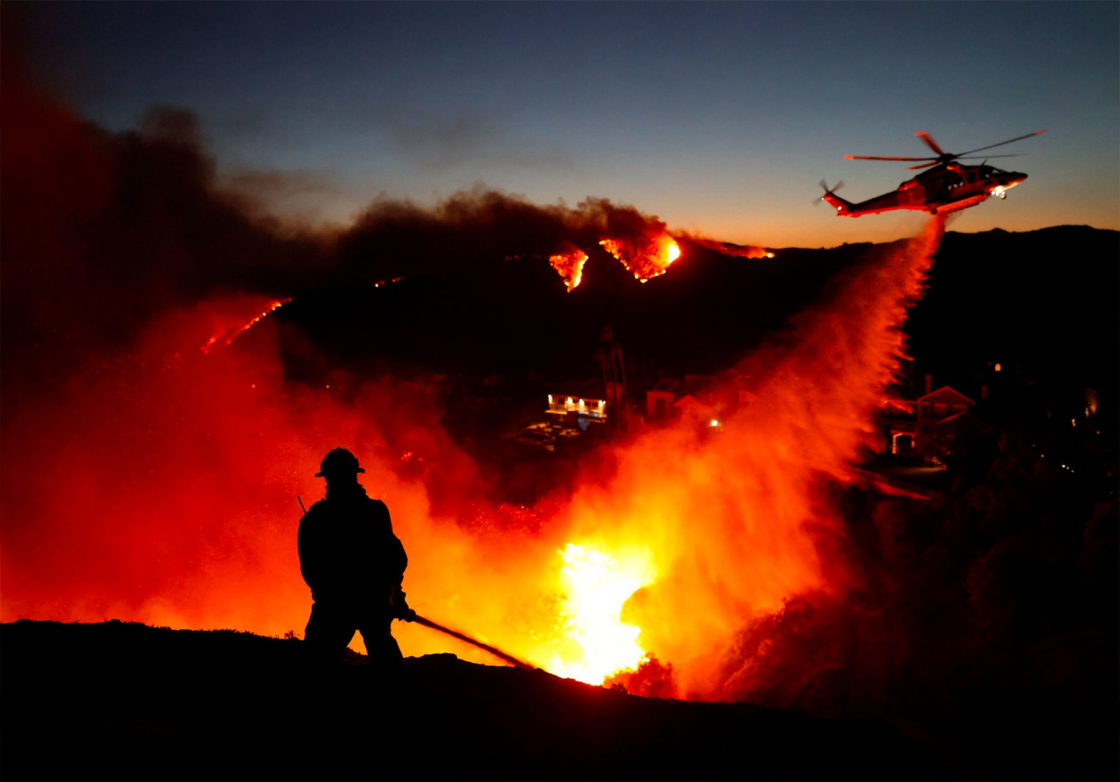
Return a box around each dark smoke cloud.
[0,59,327,394]
[220,167,348,227]
[2,29,678,381]
[335,187,673,284]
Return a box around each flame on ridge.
[600,234,681,283]
[549,246,589,292]
[201,298,291,354]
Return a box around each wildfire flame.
[600,234,680,283]
[545,543,656,684]
[548,246,589,292]
[201,298,290,354]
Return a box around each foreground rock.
[1,620,942,780]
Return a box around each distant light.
[994,363,1002,373]
[709,419,720,428]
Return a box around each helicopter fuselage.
[825,163,1028,217]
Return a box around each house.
[882,385,975,458]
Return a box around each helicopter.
[819,129,1044,217]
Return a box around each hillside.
[281,226,1118,388]
[1,620,944,781]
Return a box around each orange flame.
[545,542,656,683]
[201,298,291,354]
[548,246,589,292]
[600,234,680,282]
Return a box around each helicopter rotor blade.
[845,155,936,162]
[907,161,942,170]
[955,154,1023,160]
[915,131,946,157]
[956,129,1045,157]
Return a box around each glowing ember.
[548,246,589,292]
[546,542,656,684]
[201,298,290,354]
[600,234,680,282]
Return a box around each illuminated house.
[882,385,975,457]
[546,394,608,423]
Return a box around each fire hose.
[407,613,534,671]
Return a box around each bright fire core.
[546,543,656,684]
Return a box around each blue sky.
[23,1,1119,247]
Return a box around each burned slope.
[0,620,943,781]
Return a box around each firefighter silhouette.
[298,448,413,664]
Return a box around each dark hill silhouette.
[279,227,1116,388]
[1,620,945,781]
[907,225,1118,396]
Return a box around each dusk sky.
[20,1,1119,248]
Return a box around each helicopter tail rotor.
[816,180,852,214]
[814,179,844,206]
